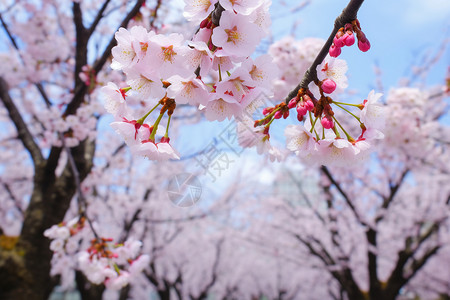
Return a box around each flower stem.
[332,115,354,141]
[332,101,361,108]
[334,103,362,123]
[149,112,165,141]
[218,63,222,82]
[164,114,172,138]
[137,102,161,124]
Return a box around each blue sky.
[271,0,449,95]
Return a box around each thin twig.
[284,0,365,103]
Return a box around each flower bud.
[321,116,334,129]
[304,99,315,111]
[322,79,337,94]
[296,103,307,117]
[274,111,283,119]
[333,36,344,48]
[343,32,355,46]
[200,19,209,28]
[329,44,341,58]
[263,107,273,115]
[358,39,371,52]
[288,97,298,109]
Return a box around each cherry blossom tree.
[0,0,449,300]
[249,84,450,299]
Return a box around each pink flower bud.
[304,99,315,111]
[322,79,337,94]
[296,104,307,117]
[343,32,355,46]
[333,36,344,48]
[358,39,371,52]
[274,111,283,119]
[288,97,298,109]
[297,114,304,122]
[329,44,341,58]
[262,107,273,115]
[283,110,290,119]
[200,19,208,28]
[321,116,334,129]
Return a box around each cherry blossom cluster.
[284,88,385,167]
[382,87,445,162]
[329,19,370,57]
[44,217,150,290]
[37,102,100,148]
[250,24,385,167]
[103,0,274,160]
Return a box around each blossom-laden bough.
[103,0,385,167]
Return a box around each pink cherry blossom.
[101,82,129,119]
[203,97,243,121]
[183,0,218,22]
[211,11,260,57]
[166,74,210,106]
[130,140,180,161]
[219,0,261,15]
[360,90,385,130]
[317,58,348,90]
[285,124,317,157]
[185,41,214,78]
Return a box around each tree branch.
[87,0,112,37]
[64,0,145,117]
[0,77,44,165]
[284,0,365,103]
[321,166,367,227]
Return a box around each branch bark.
[284,0,365,103]
[0,77,44,166]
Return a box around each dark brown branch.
[385,222,442,297]
[191,239,224,300]
[321,166,367,227]
[284,0,365,103]
[405,245,440,282]
[59,133,99,239]
[150,0,163,30]
[87,0,112,37]
[0,77,44,165]
[376,169,409,223]
[294,234,365,300]
[366,228,382,299]
[73,2,88,90]
[64,0,145,117]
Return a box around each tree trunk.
[0,140,95,300]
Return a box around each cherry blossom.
[211,10,261,57]
[166,74,210,106]
[360,90,385,129]
[317,58,349,91]
[183,0,219,22]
